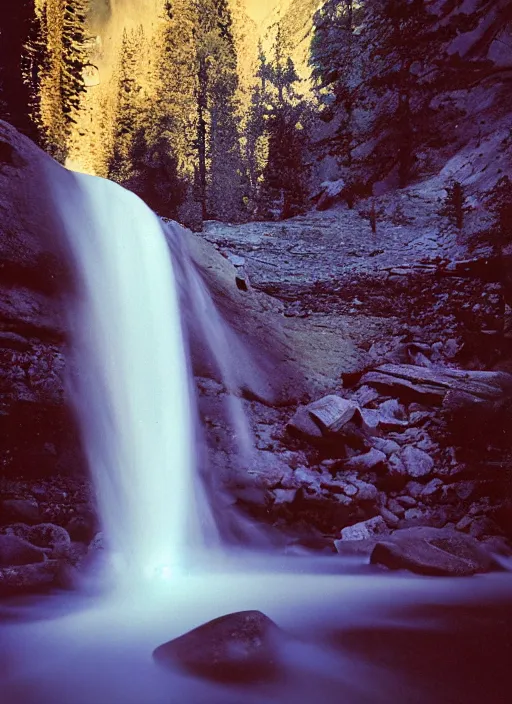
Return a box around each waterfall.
[59,173,203,584]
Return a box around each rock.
[421,478,443,498]
[338,516,389,542]
[65,513,97,543]
[315,178,345,210]
[405,481,423,499]
[360,364,511,404]
[88,532,105,553]
[350,479,379,501]
[466,516,502,540]
[27,523,71,558]
[387,453,408,483]
[396,495,417,508]
[0,534,46,566]
[380,507,400,528]
[371,437,401,456]
[0,499,40,525]
[286,406,323,441]
[350,385,380,407]
[153,610,281,682]
[224,252,246,268]
[344,448,386,472]
[0,560,61,595]
[370,527,500,577]
[272,489,297,505]
[307,395,358,434]
[387,498,405,517]
[401,446,434,478]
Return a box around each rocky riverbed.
[1,120,512,594]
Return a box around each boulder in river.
[153,610,282,683]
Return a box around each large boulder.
[370,527,502,576]
[153,610,282,683]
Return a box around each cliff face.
[0,121,83,478]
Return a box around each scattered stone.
[153,610,281,683]
[380,507,400,528]
[350,385,380,408]
[387,499,405,517]
[351,479,379,501]
[338,516,389,542]
[344,448,386,472]
[0,534,45,567]
[421,478,443,498]
[396,495,417,508]
[286,406,323,441]
[401,446,434,478]
[0,499,40,525]
[370,527,500,576]
[307,395,358,433]
[405,481,424,499]
[371,437,401,456]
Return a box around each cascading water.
[2,167,512,704]
[59,173,203,583]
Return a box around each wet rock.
[0,499,40,524]
[370,527,500,576]
[337,516,389,542]
[401,446,434,478]
[26,523,71,558]
[65,513,97,543]
[0,560,60,595]
[153,610,281,683]
[0,534,45,566]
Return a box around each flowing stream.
[1,173,511,703]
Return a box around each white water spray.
[61,174,197,583]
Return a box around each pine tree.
[33,0,88,162]
[440,181,468,231]
[257,24,311,219]
[108,27,146,184]
[0,1,41,139]
[194,0,246,222]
